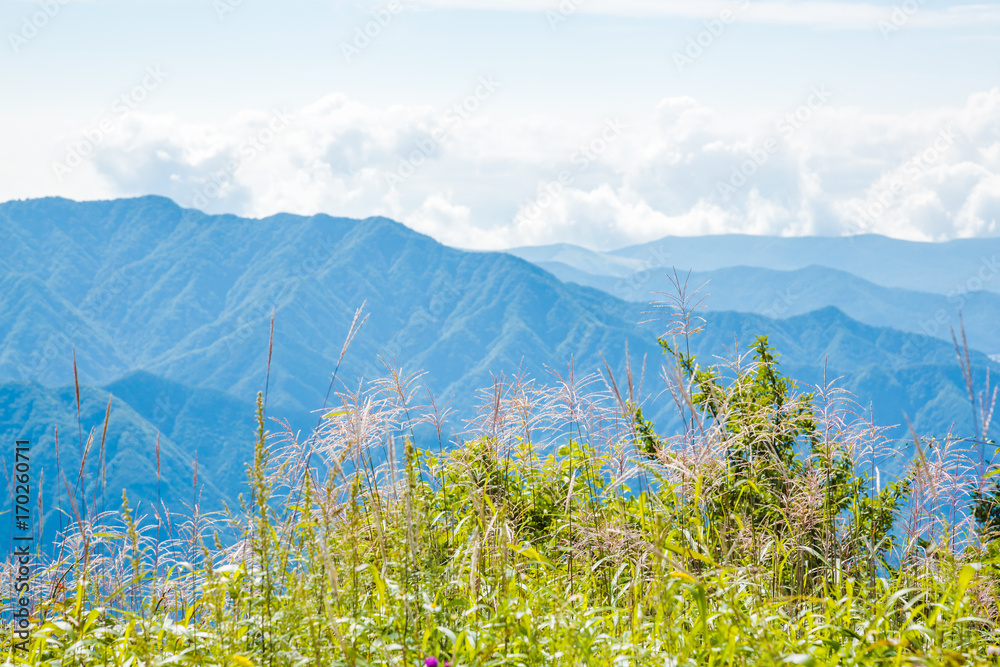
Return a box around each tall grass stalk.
[4,303,1000,666]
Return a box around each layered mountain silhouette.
[521,261,1000,356]
[508,235,1000,296]
[1,196,996,548]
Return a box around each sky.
[1,0,999,250]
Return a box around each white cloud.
[46,86,1000,250]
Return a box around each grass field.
[4,294,1000,666]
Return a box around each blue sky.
[2,0,999,249]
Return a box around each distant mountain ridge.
[528,261,1000,356]
[1,196,996,546]
[508,234,1000,297]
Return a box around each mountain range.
[1,196,995,548]
[508,235,1000,296]
[508,239,1000,358]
